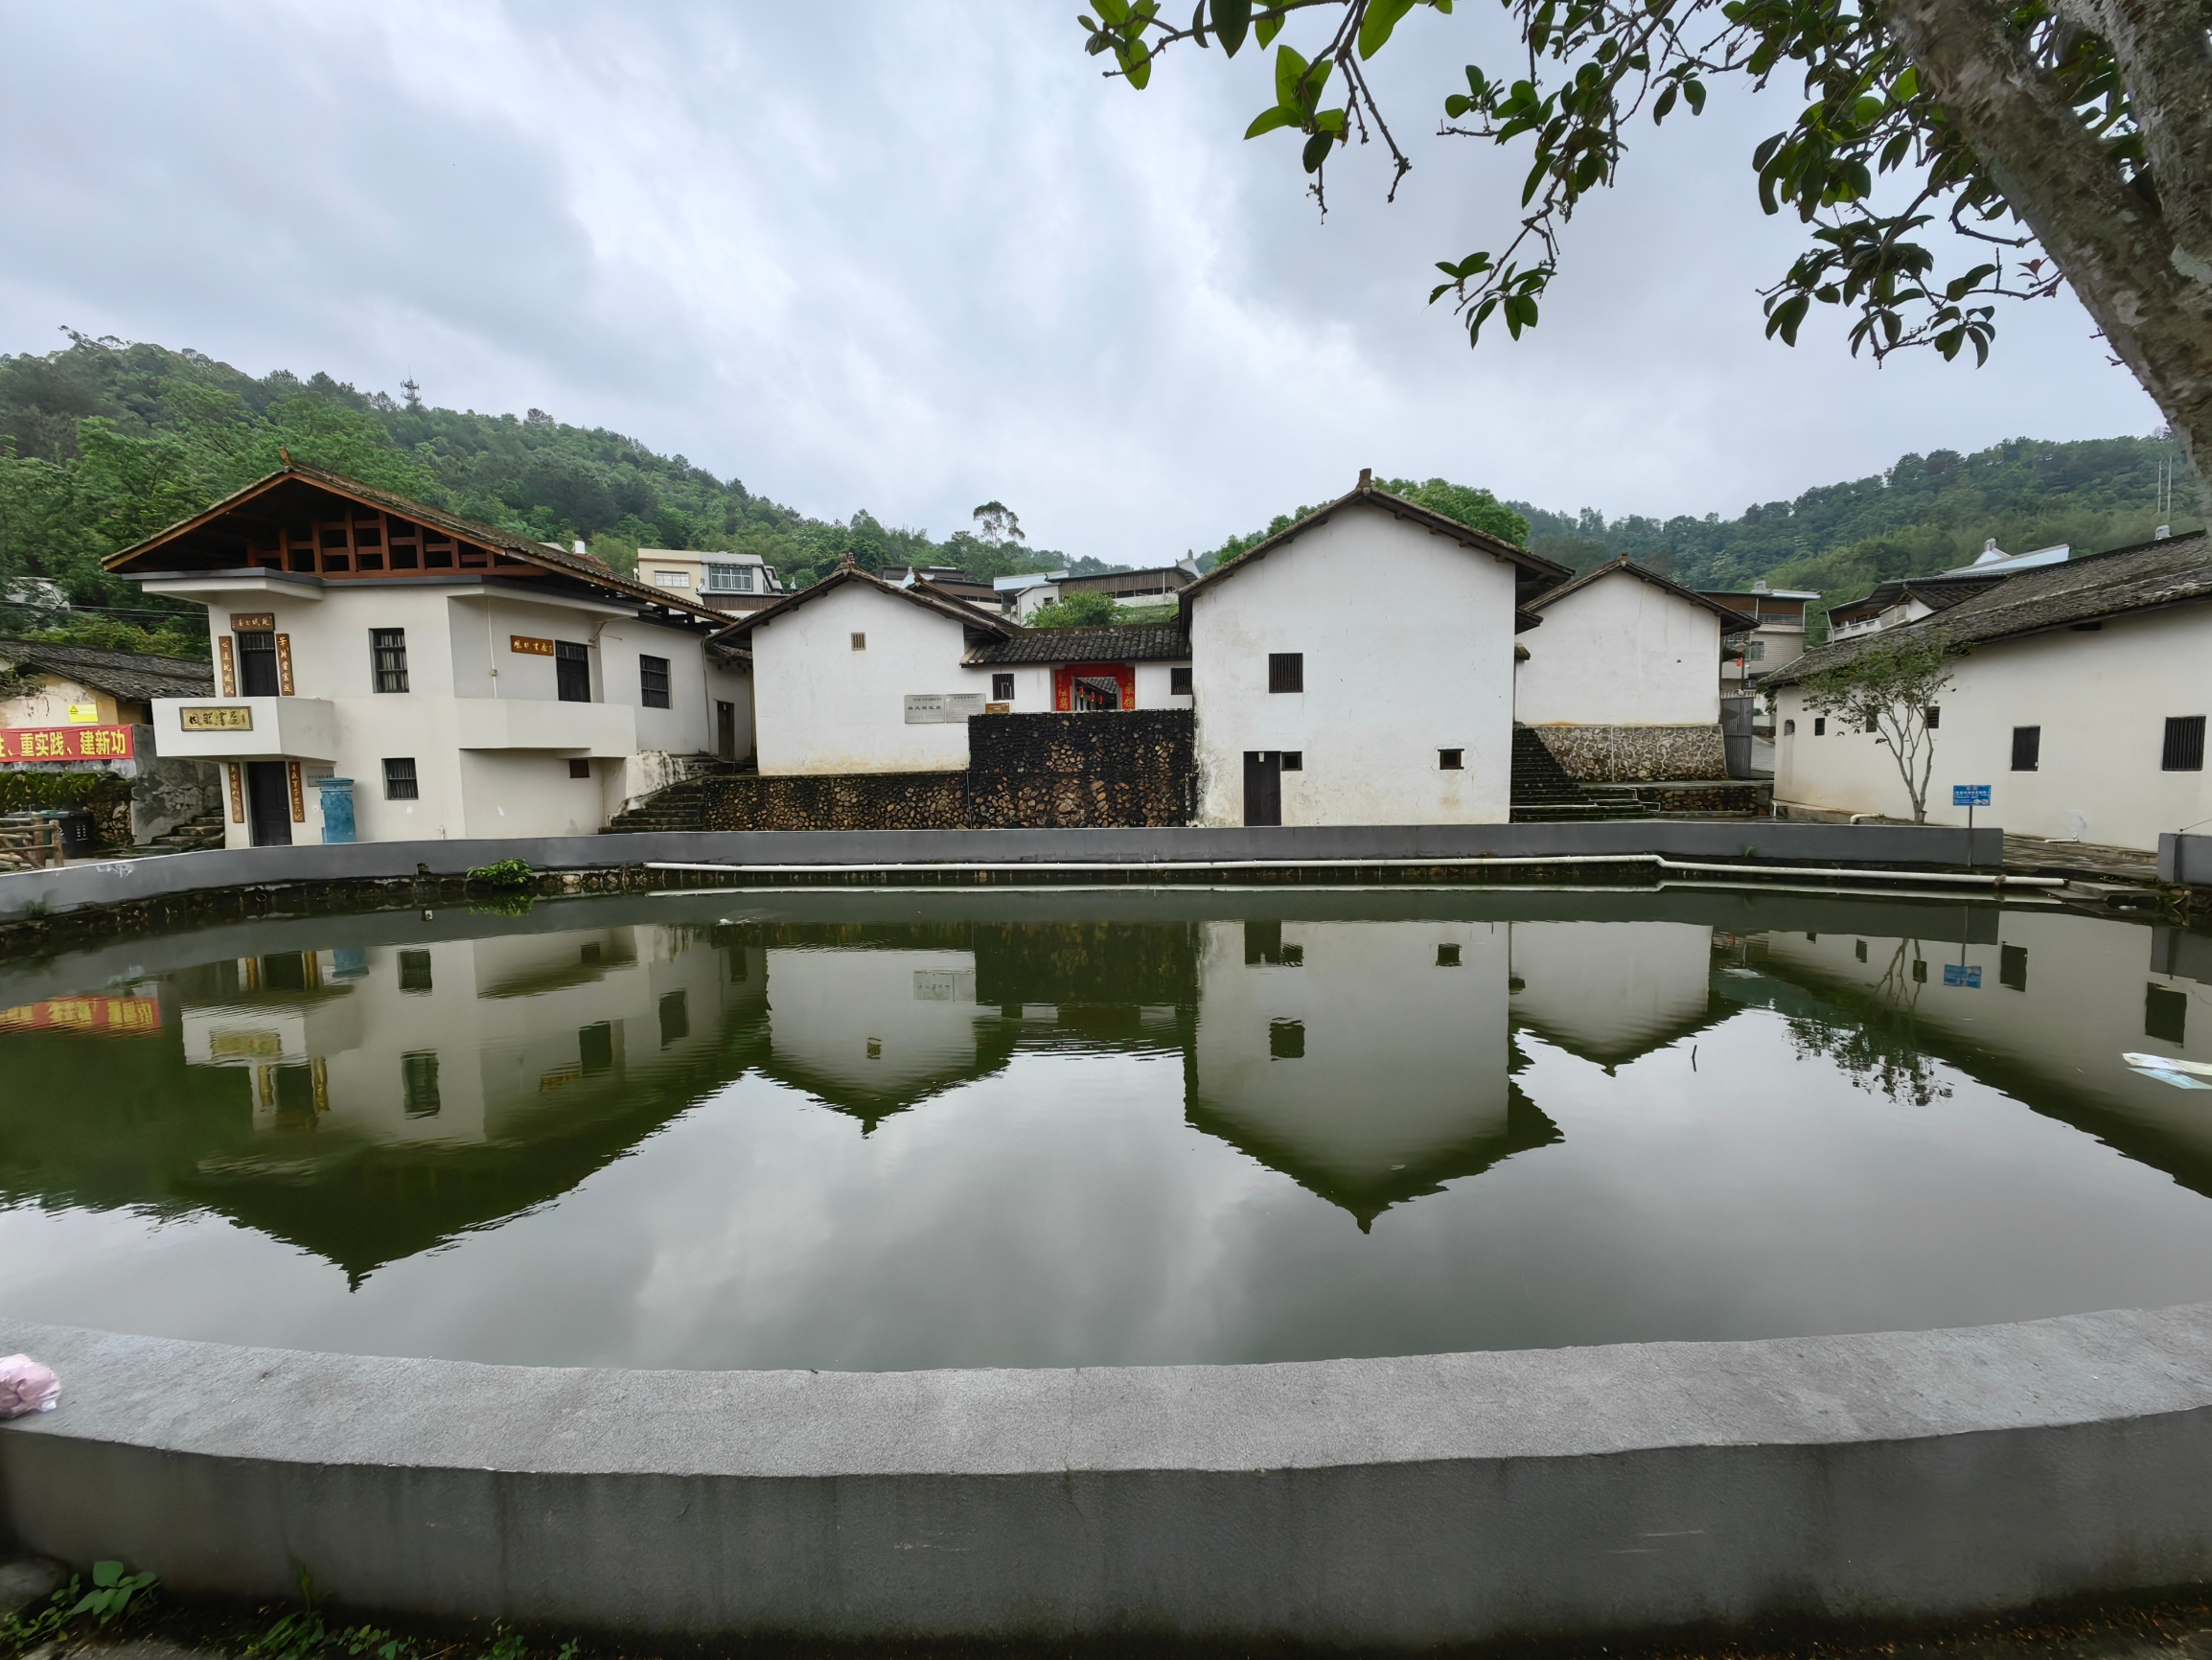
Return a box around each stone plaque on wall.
[904,693,986,724]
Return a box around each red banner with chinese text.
[0,996,162,1034]
[0,726,135,762]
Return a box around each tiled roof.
[964,624,1191,664]
[1765,530,2212,687]
[0,637,214,703]
[1531,557,1759,632]
[1825,573,2005,621]
[710,566,1013,646]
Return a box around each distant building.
[995,560,1199,622]
[1767,530,2212,849]
[962,624,1191,713]
[882,565,1002,610]
[1515,559,1756,781]
[1691,579,1820,684]
[634,547,787,615]
[102,464,749,846]
[1825,542,2067,643]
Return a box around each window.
[371,628,408,693]
[1913,958,1927,983]
[639,654,672,709]
[1269,1019,1305,1060]
[1243,921,1302,966]
[237,631,280,697]
[1281,751,1302,771]
[2148,983,2188,1044]
[658,989,689,1047]
[1926,706,1940,729]
[1436,943,1461,968]
[1784,719,1795,735]
[556,640,590,703]
[992,673,1015,702]
[2012,726,2041,772]
[2163,715,2206,772]
[579,1022,614,1074]
[851,633,866,651]
[1743,639,1766,661]
[652,568,691,588]
[568,758,591,779]
[398,950,432,994]
[1813,717,1827,736]
[1170,666,1192,697]
[1855,939,1868,962]
[705,564,754,592]
[1439,749,1463,770]
[401,1052,441,1118]
[1267,652,1303,693]
[382,757,419,800]
[2000,944,2028,992]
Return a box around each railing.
[0,816,64,869]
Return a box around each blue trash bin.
[317,776,357,844]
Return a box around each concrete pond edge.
[5,1303,2212,1647]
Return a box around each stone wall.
[691,711,1195,832]
[1532,723,1727,783]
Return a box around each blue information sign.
[1944,963,1982,988]
[1953,784,1992,806]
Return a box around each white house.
[1767,530,2212,850]
[1514,558,1755,780]
[634,548,787,617]
[104,462,750,846]
[1180,473,1569,826]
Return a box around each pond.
[4,887,2212,1372]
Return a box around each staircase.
[603,760,746,834]
[145,812,227,854]
[1510,726,1646,822]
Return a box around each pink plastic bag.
[0,1355,58,1418]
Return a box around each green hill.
[0,333,2199,656]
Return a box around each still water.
[5,888,2212,1371]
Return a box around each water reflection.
[5,889,2212,1366]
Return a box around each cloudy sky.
[0,2,2165,563]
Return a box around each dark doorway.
[245,761,292,846]
[236,632,281,697]
[1243,750,1282,826]
[716,700,737,761]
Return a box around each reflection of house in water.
[173,924,763,1278]
[1508,920,1721,1069]
[1753,910,2212,1194]
[1188,918,1558,1229]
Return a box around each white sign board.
[904,693,986,725]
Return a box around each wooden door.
[1243,750,1281,826]
[716,701,737,761]
[245,762,293,846]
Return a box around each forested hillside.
[0,333,2198,657]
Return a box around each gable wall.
[1517,573,1722,727]
[749,585,976,775]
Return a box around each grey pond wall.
[8,1303,2212,1646]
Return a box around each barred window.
[382,757,419,800]
[705,564,754,592]
[371,628,408,693]
[992,673,1015,701]
[1170,666,1192,696]
[556,640,590,703]
[1268,652,1303,693]
[2163,715,2205,772]
[2012,726,2040,771]
[639,654,672,709]
[402,1051,441,1118]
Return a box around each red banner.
[0,725,135,762]
[0,997,162,1034]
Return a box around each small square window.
[1269,1018,1305,1060]
[851,632,866,651]
[1170,666,1192,697]
[639,655,672,709]
[1814,717,1827,736]
[2000,944,2027,991]
[398,949,433,994]
[1912,958,1927,983]
[1926,705,1941,729]
[2147,983,2188,1044]
[568,758,591,779]
[2163,715,2205,772]
[382,757,419,800]
[1439,749,1463,770]
[992,673,1015,702]
[1784,719,1796,735]
[1267,652,1302,693]
[1281,751,1302,772]
[2012,726,2041,772]
[1436,943,1461,968]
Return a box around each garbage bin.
[54,810,98,858]
[317,776,357,845]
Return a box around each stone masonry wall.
[692,711,1195,832]
[1532,723,1728,783]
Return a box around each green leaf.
[1682,77,1705,113]
[1444,93,1472,117]
[1095,0,1129,20]
[1302,129,1335,170]
[1211,0,1251,54]
[1245,104,1299,137]
[1120,37,1153,86]
[1360,0,1419,58]
[1274,42,1308,107]
[94,1563,124,1589]
[1256,12,1283,46]
[1652,82,1676,121]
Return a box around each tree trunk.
[1882,0,2212,493]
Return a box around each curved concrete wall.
[6,1304,2212,1646]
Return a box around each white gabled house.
[1514,558,1756,780]
[960,624,1191,715]
[104,463,749,846]
[1179,473,1569,826]
[1766,530,2212,850]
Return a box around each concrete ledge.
[6,1304,2212,1645]
[0,820,2005,925]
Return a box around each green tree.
[1027,589,1125,626]
[1789,633,1957,820]
[1381,476,1530,543]
[1076,0,2212,491]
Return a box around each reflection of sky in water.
[6,894,2212,1369]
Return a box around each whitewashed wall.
[749,584,977,774]
[1187,506,1521,825]
[1508,921,1715,1060]
[1772,605,2212,848]
[965,659,1192,713]
[1516,572,1722,727]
